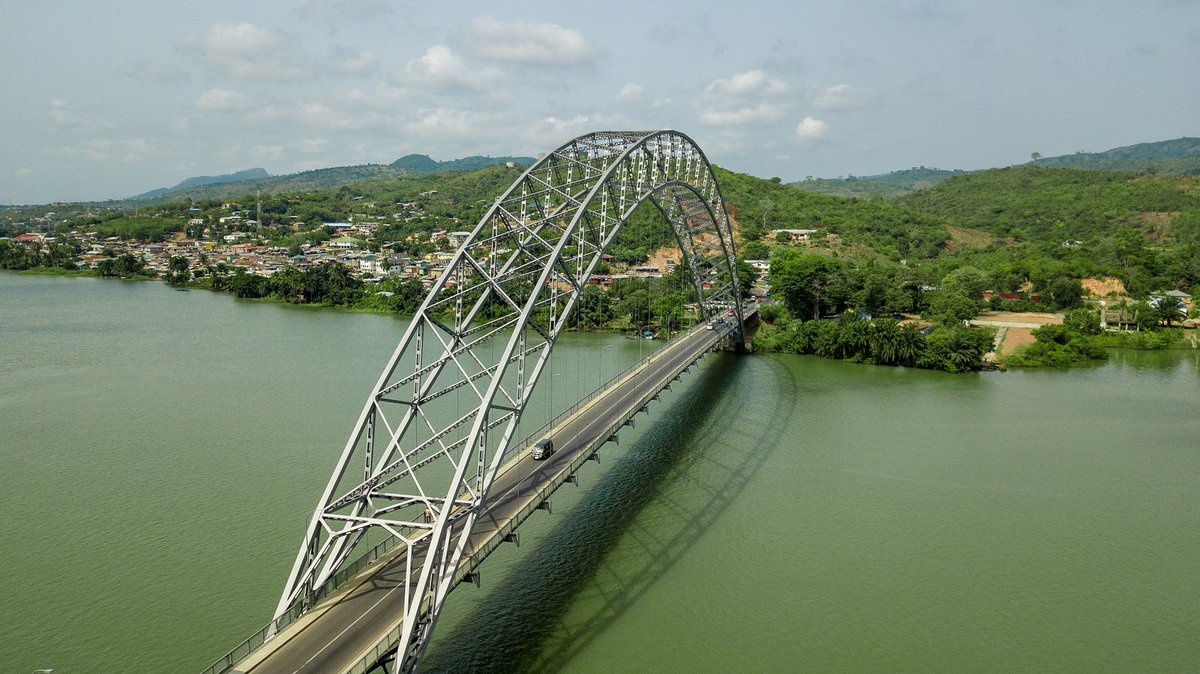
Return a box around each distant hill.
[130,155,535,204]
[390,154,441,172]
[790,167,962,198]
[789,137,1200,199]
[391,154,535,172]
[1029,137,1200,175]
[895,164,1200,244]
[131,168,271,200]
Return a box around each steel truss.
[274,130,744,671]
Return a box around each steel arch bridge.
[276,129,744,670]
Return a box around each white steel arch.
[275,129,744,670]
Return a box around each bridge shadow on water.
[421,353,796,672]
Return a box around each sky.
[1,0,1198,204]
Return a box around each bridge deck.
[224,313,748,674]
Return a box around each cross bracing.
[273,129,744,671]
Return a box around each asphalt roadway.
[231,317,740,674]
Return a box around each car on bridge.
[532,438,555,460]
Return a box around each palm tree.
[167,255,189,285]
[838,316,871,359]
[870,319,901,365]
[895,326,925,366]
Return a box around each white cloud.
[198,22,306,82]
[706,70,787,98]
[248,144,287,162]
[402,107,506,143]
[617,83,645,104]
[700,102,788,126]
[523,113,628,149]
[291,102,373,131]
[53,138,155,164]
[813,84,875,110]
[298,138,329,153]
[49,99,113,132]
[540,115,594,137]
[194,88,254,112]
[337,49,378,76]
[700,70,790,127]
[461,16,597,65]
[15,168,32,178]
[795,116,828,141]
[398,44,503,91]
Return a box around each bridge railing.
[344,322,730,674]
[201,318,737,674]
[199,532,401,674]
[501,320,718,466]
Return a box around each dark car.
[532,438,554,460]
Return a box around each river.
[1,272,1198,673]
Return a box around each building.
[771,228,819,241]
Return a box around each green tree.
[1154,296,1186,327]
[269,266,305,302]
[572,284,613,328]
[166,255,190,286]
[942,266,989,300]
[1046,277,1083,310]
[918,326,991,373]
[895,325,926,366]
[923,290,980,324]
[741,240,769,260]
[1064,308,1102,335]
[229,269,268,298]
[770,249,845,320]
[735,259,757,296]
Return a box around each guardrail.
[344,321,730,674]
[501,320,720,465]
[201,318,737,674]
[200,533,401,674]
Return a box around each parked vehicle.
[532,438,555,460]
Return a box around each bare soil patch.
[944,225,997,252]
[1000,327,1036,355]
[975,311,1062,326]
[1081,277,1128,299]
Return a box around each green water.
[2,272,1198,673]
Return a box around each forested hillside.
[787,137,1200,200]
[789,167,962,198]
[893,166,1200,295]
[118,156,535,206]
[1030,137,1200,175]
[131,168,271,200]
[715,167,951,260]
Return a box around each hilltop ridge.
[127,154,535,204]
[131,168,271,200]
[791,137,1200,198]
